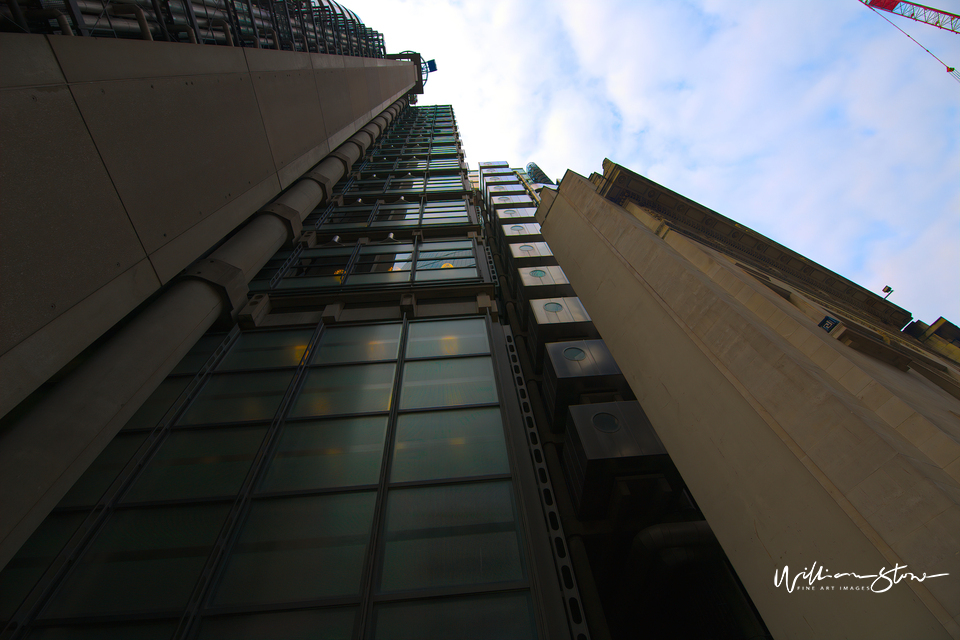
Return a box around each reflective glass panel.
[213,493,376,605]
[311,324,401,364]
[373,592,537,640]
[259,416,387,491]
[406,319,488,357]
[171,334,226,375]
[42,504,229,617]
[400,358,497,409]
[289,364,395,418]
[121,377,190,430]
[179,371,294,425]
[24,622,178,640]
[218,330,312,370]
[414,267,477,282]
[380,482,523,592]
[391,409,508,483]
[123,427,267,502]
[59,433,147,507]
[197,608,355,640]
[0,513,84,622]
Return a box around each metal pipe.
[26,8,74,34]
[108,3,154,40]
[210,17,232,45]
[5,0,28,32]
[149,0,171,40]
[266,26,279,50]
[169,24,197,42]
[0,97,409,572]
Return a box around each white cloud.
[349,0,959,324]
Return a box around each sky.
[348,0,959,326]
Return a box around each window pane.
[420,240,472,252]
[42,504,229,617]
[197,608,355,640]
[218,330,312,370]
[259,417,387,492]
[289,364,395,418]
[171,334,226,375]
[414,267,478,282]
[0,513,84,622]
[179,371,294,425]
[400,358,497,410]
[406,319,489,357]
[380,482,523,592]
[121,377,190,430]
[213,493,376,606]
[123,427,267,502]
[311,324,401,364]
[373,593,537,640]
[391,409,508,483]
[58,433,147,507]
[24,622,178,640]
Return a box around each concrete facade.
[538,168,960,639]
[0,32,417,418]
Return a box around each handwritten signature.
[774,561,949,593]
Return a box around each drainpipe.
[211,18,233,45]
[6,0,28,32]
[25,8,74,35]
[108,3,154,40]
[0,97,407,572]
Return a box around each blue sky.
[349,0,959,326]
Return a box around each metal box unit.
[498,222,542,260]
[507,243,556,297]
[561,401,669,520]
[494,207,538,226]
[527,297,598,373]
[515,265,574,328]
[491,194,537,210]
[542,339,635,427]
[486,183,528,204]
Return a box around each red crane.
[859,0,960,34]
[859,0,960,81]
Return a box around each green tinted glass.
[179,371,294,425]
[171,334,226,375]
[400,358,497,409]
[213,493,376,605]
[218,330,312,370]
[0,512,84,621]
[380,482,522,592]
[123,427,267,502]
[58,433,147,507]
[42,504,229,617]
[373,592,537,640]
[290,364,395,418]
[391,409,508,483]
[311,324,401,364]
[406,319,489,357]
[121,377,190,430]
[260,417,387,492]
[197,608,355,640]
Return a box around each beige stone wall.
[538,172,959,639]
[0,33,416,418]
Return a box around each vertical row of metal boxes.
[477,162,669,520]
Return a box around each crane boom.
[860,0,960,34]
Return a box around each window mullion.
[355,314,410,639]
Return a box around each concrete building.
[529,160,960,639]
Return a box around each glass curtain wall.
[0,106,560,640]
